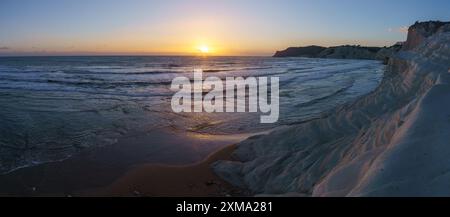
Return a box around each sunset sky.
[1,0,449,56]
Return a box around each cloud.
[388,26,409,34]
[0,46,9,50]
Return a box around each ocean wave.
[0,56,383,174]
[0,77,173,87]
[60,69,184,75]
[294,81,355,108]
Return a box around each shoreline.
[0,128,248,196]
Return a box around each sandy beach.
[0,128,248,197]
[87,144,246,197]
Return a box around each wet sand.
[86,144,246,197]
[0,128,247,196]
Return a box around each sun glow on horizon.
[198,45,210,54]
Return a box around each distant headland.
[273,44,402,64]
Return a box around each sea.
[0,56,384,173]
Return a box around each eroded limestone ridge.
[214,21,450,197]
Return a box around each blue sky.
[0,0,449,55]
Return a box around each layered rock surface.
[214,21,450,196]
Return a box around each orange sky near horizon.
[1,0,448,56]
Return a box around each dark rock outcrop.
[273,45,326,57]
[274,44,402,64]
[375,44,402,64]
[317,45,382,60]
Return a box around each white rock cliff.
[213,21,450,197]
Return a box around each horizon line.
[0,54,271,58]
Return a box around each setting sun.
[198,45,210,54]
